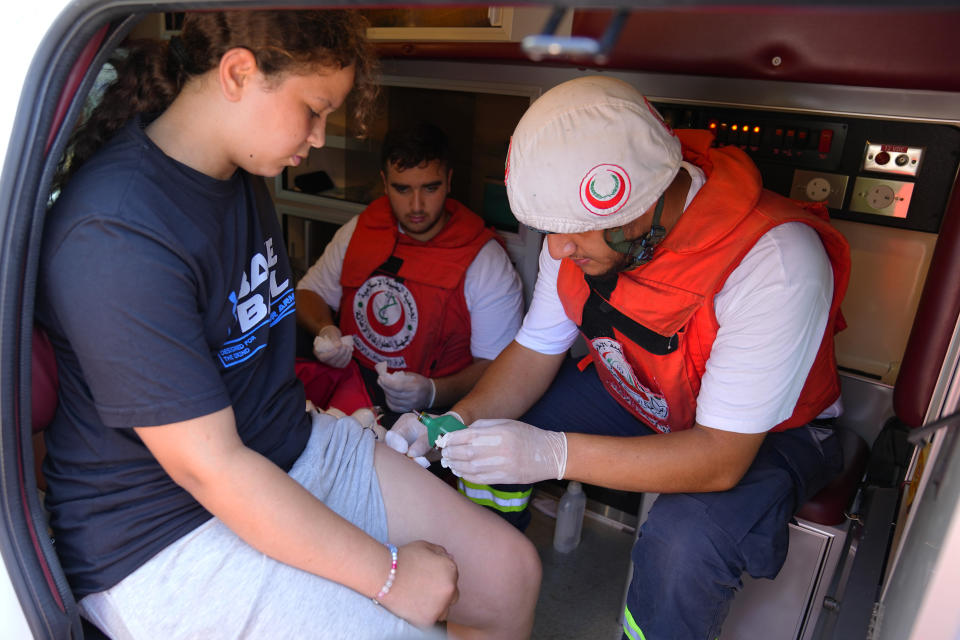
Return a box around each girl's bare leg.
[374,442,541,639]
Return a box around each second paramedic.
[295,122,523,424]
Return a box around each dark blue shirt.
[37,117,310,597]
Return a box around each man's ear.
[380,170,388,192]
[218,47,259,102]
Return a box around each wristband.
[373,543,398,604]
[426,378,436,408]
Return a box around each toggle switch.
[818,129,834,154]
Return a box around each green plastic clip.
[417,411,467,447]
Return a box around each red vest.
[339,196,498,377]
[557,130,851,434]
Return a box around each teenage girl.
[38,10,540,639]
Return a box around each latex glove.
[438,418,567,485]
[375,361,435,413]
[312,325,354,368]
[385,412,431,468]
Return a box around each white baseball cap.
[505,76,682,234]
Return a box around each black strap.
[375,256,404,279]
[580,275,679,356]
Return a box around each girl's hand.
[378,540,459,627]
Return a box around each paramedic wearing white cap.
[386,76,851,639]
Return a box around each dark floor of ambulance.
[524,485,637,640]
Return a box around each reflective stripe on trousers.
[458,478,531,512]
[622,605,646,640]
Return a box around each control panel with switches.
[651,100,960,233]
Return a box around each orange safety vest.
[557,130,851,433]
[339,196,498,378]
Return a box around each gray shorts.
[80,413,437,639]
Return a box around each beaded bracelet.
[373,543,398,605]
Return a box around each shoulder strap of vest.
[341,198,399,287]
[375,255,405,279]
[582,275,680,356]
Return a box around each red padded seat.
[32,328,58,433]
[31,328,59,491]
[796,427,869,526]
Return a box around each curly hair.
[55,10,378,190]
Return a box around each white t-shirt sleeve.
[464,239,525,359]
[696,222,834,433]
[295,215,358,312]
[515,241,581,355]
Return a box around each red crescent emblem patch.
[579,164,632,216]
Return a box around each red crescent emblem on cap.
[584,171,627,210]
[579,164,631,216]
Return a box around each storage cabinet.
[272,76,544,302]
[140,8,572,43]
[362,7,571,42]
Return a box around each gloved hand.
[438,419,567,485]
[312,325,354,368]
[376,362,436,413]
[351,407,388,442]
[385,412,431,469]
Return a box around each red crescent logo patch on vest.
[352,275,418,355]
[592,337,670,430]
[579,164,631,216]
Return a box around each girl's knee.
[488,521,542,601]
[514,532,542,596]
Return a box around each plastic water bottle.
[553,481,586,552]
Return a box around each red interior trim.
[15,330,65,612]
[45,24,109,155]
[378,8,960,93]
[572,8,960,92]
[894,175,960,428]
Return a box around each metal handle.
[522,7,629,65]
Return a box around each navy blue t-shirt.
[37,117,311,598]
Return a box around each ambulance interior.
[4,2,960,639]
